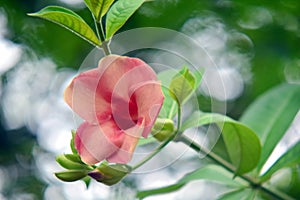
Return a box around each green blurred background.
[0,0,299,199]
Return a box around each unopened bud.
[55,170,88,182]
[152,118,175,141]
[88,163,132,186]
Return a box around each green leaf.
[28,6,100,46]
[136,165,244,199]
[105,0,147,39]
[260,142,300,182]
[157,70,178,119]
[181,111,261,175]
[55,170,88,182]
[169,66,196,105]
[84,0,115,20]
[240,84,300,173]
[158,68,204,119]
[218,189,260,200]
[82,176,92,188]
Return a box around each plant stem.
[131,137,171,170]
[94,18,111,56]
[132,106,182,171]
[178,135,295,200]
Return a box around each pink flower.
[64,55,164,165]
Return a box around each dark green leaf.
[240,84,300,173]
[260,142,300,182]
[181,111,261,175]
[136,165,244,199]
[55,170,88,182]
[82,176,92,188]
[105,0,147,39]
[28,6,100,46]
[84,0,115,20]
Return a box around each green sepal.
[88,162,132,186]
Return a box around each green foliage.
[169,66,196,105]
[218,189,259,200]
[28,6,100,46]
[157,69,178,119]
[84,0,115,20]
[158,67,203,119]
[105,0,148,39]
[240,84,300,174]
[182,111,261,175]
[137,165,244,199]
[261,142,300,182]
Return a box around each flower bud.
[55,170,88,182]
[152,118,175,141]
[88,163,132,186]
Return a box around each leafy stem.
[132,106,182,170]
[94,17,111,56]
[177,135,294,200]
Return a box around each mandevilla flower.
[64,55,164,165]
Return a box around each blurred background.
[0,0,299,199]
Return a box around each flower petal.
[97,55,157,102]
[131,81,164,137]
[64,69,111,124]
[107,119,145,164]
[75,121,124,165]
[110,64,161,131]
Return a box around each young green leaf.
[105,0,147,39]
[28,6,100,46]
[84,0,115,21]
[55,170,88,182]
[158,67,203,119]
[169,66,196,105]
[260,142,300,182]
[136,165,244,199]
[157,70,178,119]
[181,111,261,175]
[240,84,300,174]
